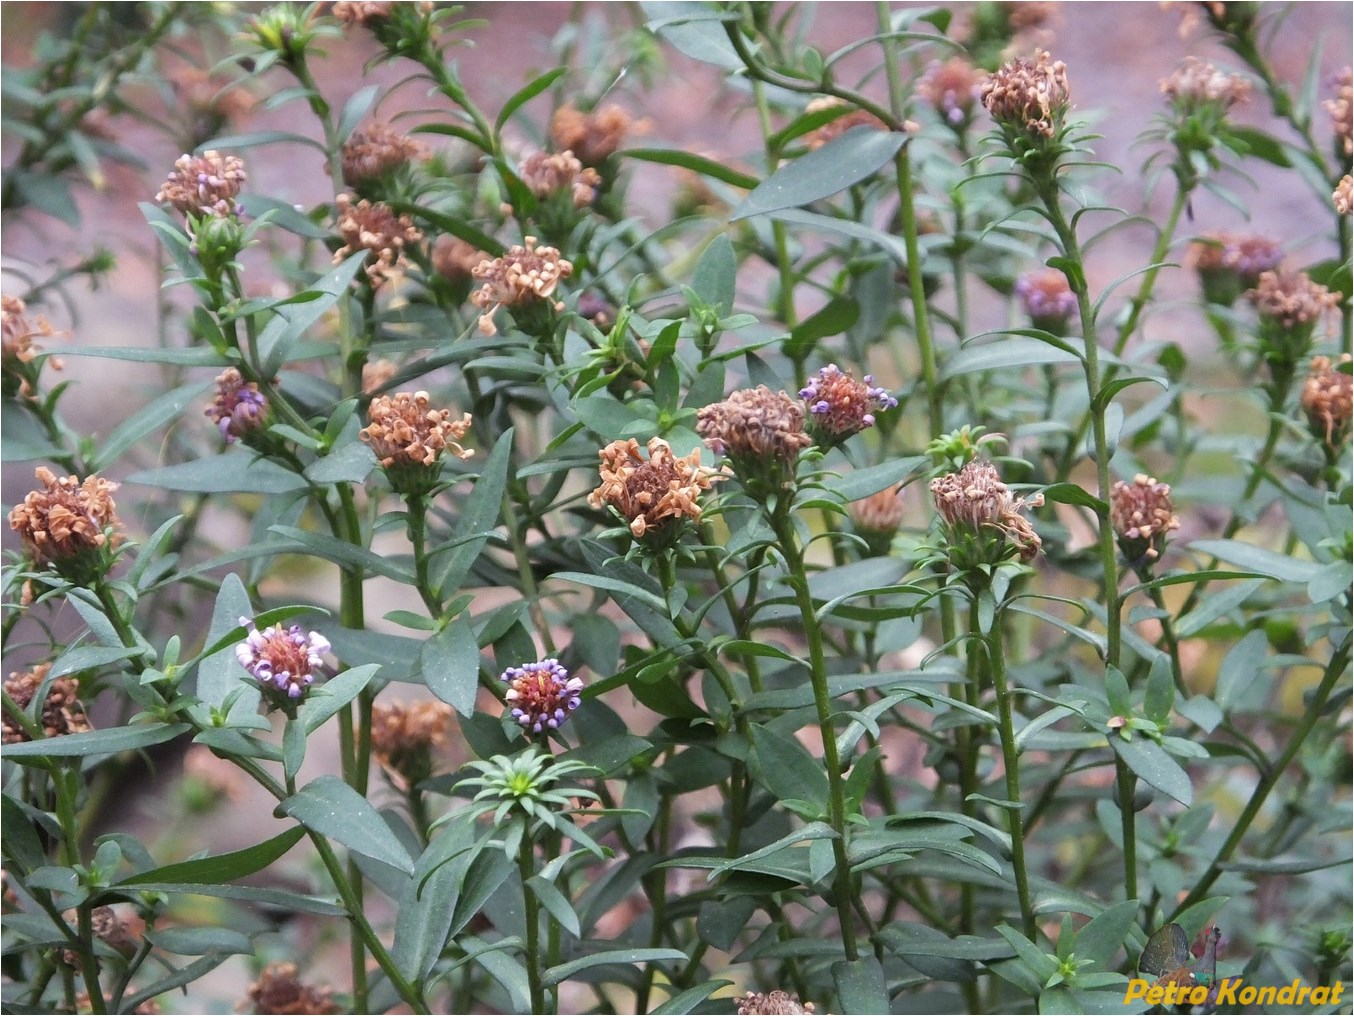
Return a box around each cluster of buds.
[9,467,122,584]
[518,150,602,209]
[341,121,428,186]
[797,364,897,448]
[736,990,815,1015]
[61,905,144,967]
[370,699,453,786]
[980,50,1071,154]
[587,436,719,542]
[245,962,339,1016]
[360,391,473,495]
[1301,354,1353,452]
[2,664,92,744]
[155,150,246,219]
[1109,474,1181,575]
[850,484,905,557]
[470,237,573,337]
[1015,269,1078,333]
[918,57,985,130]
[1189,233,1283,306]
[930,459,1043,575]
[334,194,423,287]
[549,102,640,166]
[205,367,268,444]
[2,294,61,398]
[801,97,889,150]
[501,659,584,735]
[235,618,330,712]
[1245,272,1343,392]
[697,386,813,496]
[1160,57,1250,116]
[1324,66,1352,158]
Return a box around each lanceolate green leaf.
[2,723,190,758]
[732,128,907,220]
[278,776,415,874]
[118,828,305,887]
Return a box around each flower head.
[1335,176,1352,217]
[918,57,985,127]
[371,699,453,784]
[9,467,121,580]
[549,102,640,166]
[798,364,897,446]
[1301,354,1353,450]
[341,121,428,185]
[2,664,93,744]
[334,193,422,287]
[802,97,889,150]
[736,991,815,1015]
[1109,474,1181,572]
[518,150,602,208]
[1246,271,1342,332]
[155,150,246,218]
[205,367,268,444]
[2,294,61,398]
[245,963,338,1016]
[360,358,398,394]
[697,386,813,492]
[361,391,472,493]
[980,50,1070,140]
[1160,57,1250,114]
[1015,269,1077,331]
[851,484,905,556]
[470,237,573,336]
[235,618,330,706]
[1189,233,1283,305]
[1324,66,1352,157]
[431,234,486,284]
[930,459,1043,570]
[587,436,718,540]
[501,659,584,735]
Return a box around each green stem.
[407,495,444,617]
[519,835,547,1015]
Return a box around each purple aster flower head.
[501,658,583,735]
[1015,269,1077,333]
[797,364,898,448]
[235,616,330,709]
[205,368,268,444]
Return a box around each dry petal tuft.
[9,467,121,570]
[1301,354,1353,449]
[361,391,473,470]
[246,962,339,1015]
[1189,233,1283,292]
[1324,66,1352,156]
[470,237,573,336]
[1160,56,1250,111]
[519,149,602,208]
[980,50,1070,138]
[1110,474,1180,567]
[930,459,1043,563]
[342,121,428,184]
[334,193,423,286]
[2,294,62,396]
[851,484,905,536]
[697,386,813,469]
[155,150,246,218]
[736,990,815,1015]
[549,102,642,165]
[2,664,92,744]
[1245,271,1342,331]
[1335,175,1352,217]
[361,358,398,394]
[587,436,719,538]
[371,699,453,783]
[205,367,268,443]
[432,234,486,283]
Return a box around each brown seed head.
[2,664,93,744]
[360,391,473,469]
[587,436,719,539]
[9,467,121,569]
[246,963,339,1016]
[802,97,887,150]
[470,237,573,336]
[696,386,814,467]
[1324,66,1352,156]
[1245,271,1342,331]
[2,294,62,395]
[341,121,428,184]
[155,150,246,218]
[1109,474,1180,563]
[1301,354,1353,448]
[851,484,905,535]
[980,50,1071,138]
[736,991,815,1015]
[371,699,453,780]
[930,459,1043,562]
[334,193,423,286]
[518,150,602,208]
[918,57,985,126]
[1160,56,1250,111]
[549,102,641,165]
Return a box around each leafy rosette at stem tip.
[235,617,331,714]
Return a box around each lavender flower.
[205,368,268,443]
[236,617,330,703]
[501,659,583,734]
[798,364,897,445]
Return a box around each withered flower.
[980,50,1071,140]
[1160,57,1250,113]
[341,120,428,184]
[1335,175,1352,217]
[470,237,573,337]
[930,459,1043,569]
[1246,271,1342,333]
[1109,474,1181,572]
[155,150,246,218]
[798,364,897,446]
[1015,269,1077,332]
[245,963,339,1016]
[1324,66,1352,156]
[360,390,473,486]
[371,699,453,785]
[918,57,985,127]
[331,1,394,26]
[697,386,813,491]
[518,149,602,208]
[549,102,640,166]
[205,367,267,443]
[9,467,121,579]
[802,96,888,150]
[736,991,815,1015]
[851,484,905,557]
[1301,354,1353,449]
[2,664,92,744]
[431,234,486,284]
[334,193,423,286]
[1189,233,1283,305]
[2,294,61,397]
[61,905,144,966]
[587,436,718,539]
[501,659,584,735]
[360,358,398,394]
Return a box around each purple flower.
[798,364,898,440]
[235,617,330,701]
[501,659,584,734]
[205,368,268,443]
[1015,270,1077,330]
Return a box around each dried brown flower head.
[361,391,473,476]
[930,459,1043,564]
[851,484,905,536]
[3,664,93,744]
[587,436,719,539]
[431,234,486,284]
[980,50,1071,139]
[246,963,339,1016]
[1301,354,1353,449]
[1336,175,1352,217]
[549,102,640,165]
[1245,271,1342,332]
[736,990,815,1015]
[371,699,453,783]
[331,1,393,26]
[342,121,428,184]
[361,358,398,394]
[1109,474,1181,569]
[9,467,121,574]
[1189,233,1283,291]
[697,386,814,474]
[1324,66,1352,156]
[802,97,888,150]
[155,150,246,218]
[205,367,268,444]
[334,194,423,286]
[518,150,602,208]
[1160,56,1250,112]
[167,66,254,146]
[61,905,145,966]
[918,57,985,127]
[2,294,62,396]
[470,237,573,336]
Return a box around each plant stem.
[519,835,547,1015]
